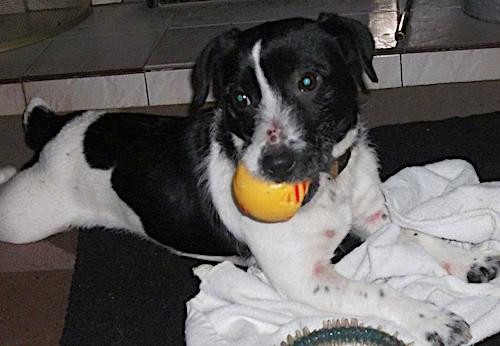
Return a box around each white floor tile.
[366,54,402,89]
[26,0,79,11]
[92,0,122,5]
[402,48,500,86]
[23,74,148,112]
[0,83,26,116]
[146,69,215,106]
[146,55,402,108]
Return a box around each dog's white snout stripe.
[250,41,301,144]
[251,40,275,113]
[241,40,306,175]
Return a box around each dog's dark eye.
[298,72,318,92]
[233,91,251,109]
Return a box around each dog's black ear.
[317,13,378,91]
[190,28,240,113]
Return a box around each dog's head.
[192,13,377,184]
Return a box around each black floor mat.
[62,112,500,345]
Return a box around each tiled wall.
[23,74,149,111]
[2,0,500,115]
[4,47,500,115]
[92,0,122,5]
[402,48,500,86]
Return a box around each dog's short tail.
[23,97,75,152]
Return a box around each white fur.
[242,41,305,177]
[0,92,477,344]
[206,122,472,344]
[0,111,144,244]
[0,166,17,184]
[23,97,49,128]
[332,128,358,158]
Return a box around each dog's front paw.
[467,255,500,283]
[409,306,471,346]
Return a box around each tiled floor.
[403,0,500,52]
[1,0,500,115]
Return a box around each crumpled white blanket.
[383,159,500,243]
[185,160,500,345]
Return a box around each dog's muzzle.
[260,145,296,182]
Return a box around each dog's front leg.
[253,245,471,346]
[405,229,500,283]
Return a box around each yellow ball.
[232,163,310,223]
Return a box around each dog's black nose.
[261,146,296,181]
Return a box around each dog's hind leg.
[0,99,82,244]
[0,164,75,244]
[0,166,17,184]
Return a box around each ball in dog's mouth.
[232,163,310,223]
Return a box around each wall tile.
[365,54,402,89]
[23,74,147,112]
[92,0,122,5]
[146,54,402,108]
[146,69,195,106]
[146,69,215,106]
[402,48,500,86]
[26,0,82,11]
[0,83,26,116]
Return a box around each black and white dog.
[3,13,498,345]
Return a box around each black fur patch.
[83,111,250,257]
[331,233,363,264]
[192,14,376,183]
[22,106,83,170]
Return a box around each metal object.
[395,0,414,42]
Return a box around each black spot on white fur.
[424,312,471,346]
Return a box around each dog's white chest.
[207,141,352,254]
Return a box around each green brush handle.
[281,318,407,346]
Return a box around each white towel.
[185,159,500,345]
[383,160,500,243]
[186,261,414,346]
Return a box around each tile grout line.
[143,73,151,106]
[20,38,56,106]
[21,39,55,84]
[21,81,28,107]
[141,13,178,108]
[399,53,404,87]
[142,13,177,73]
